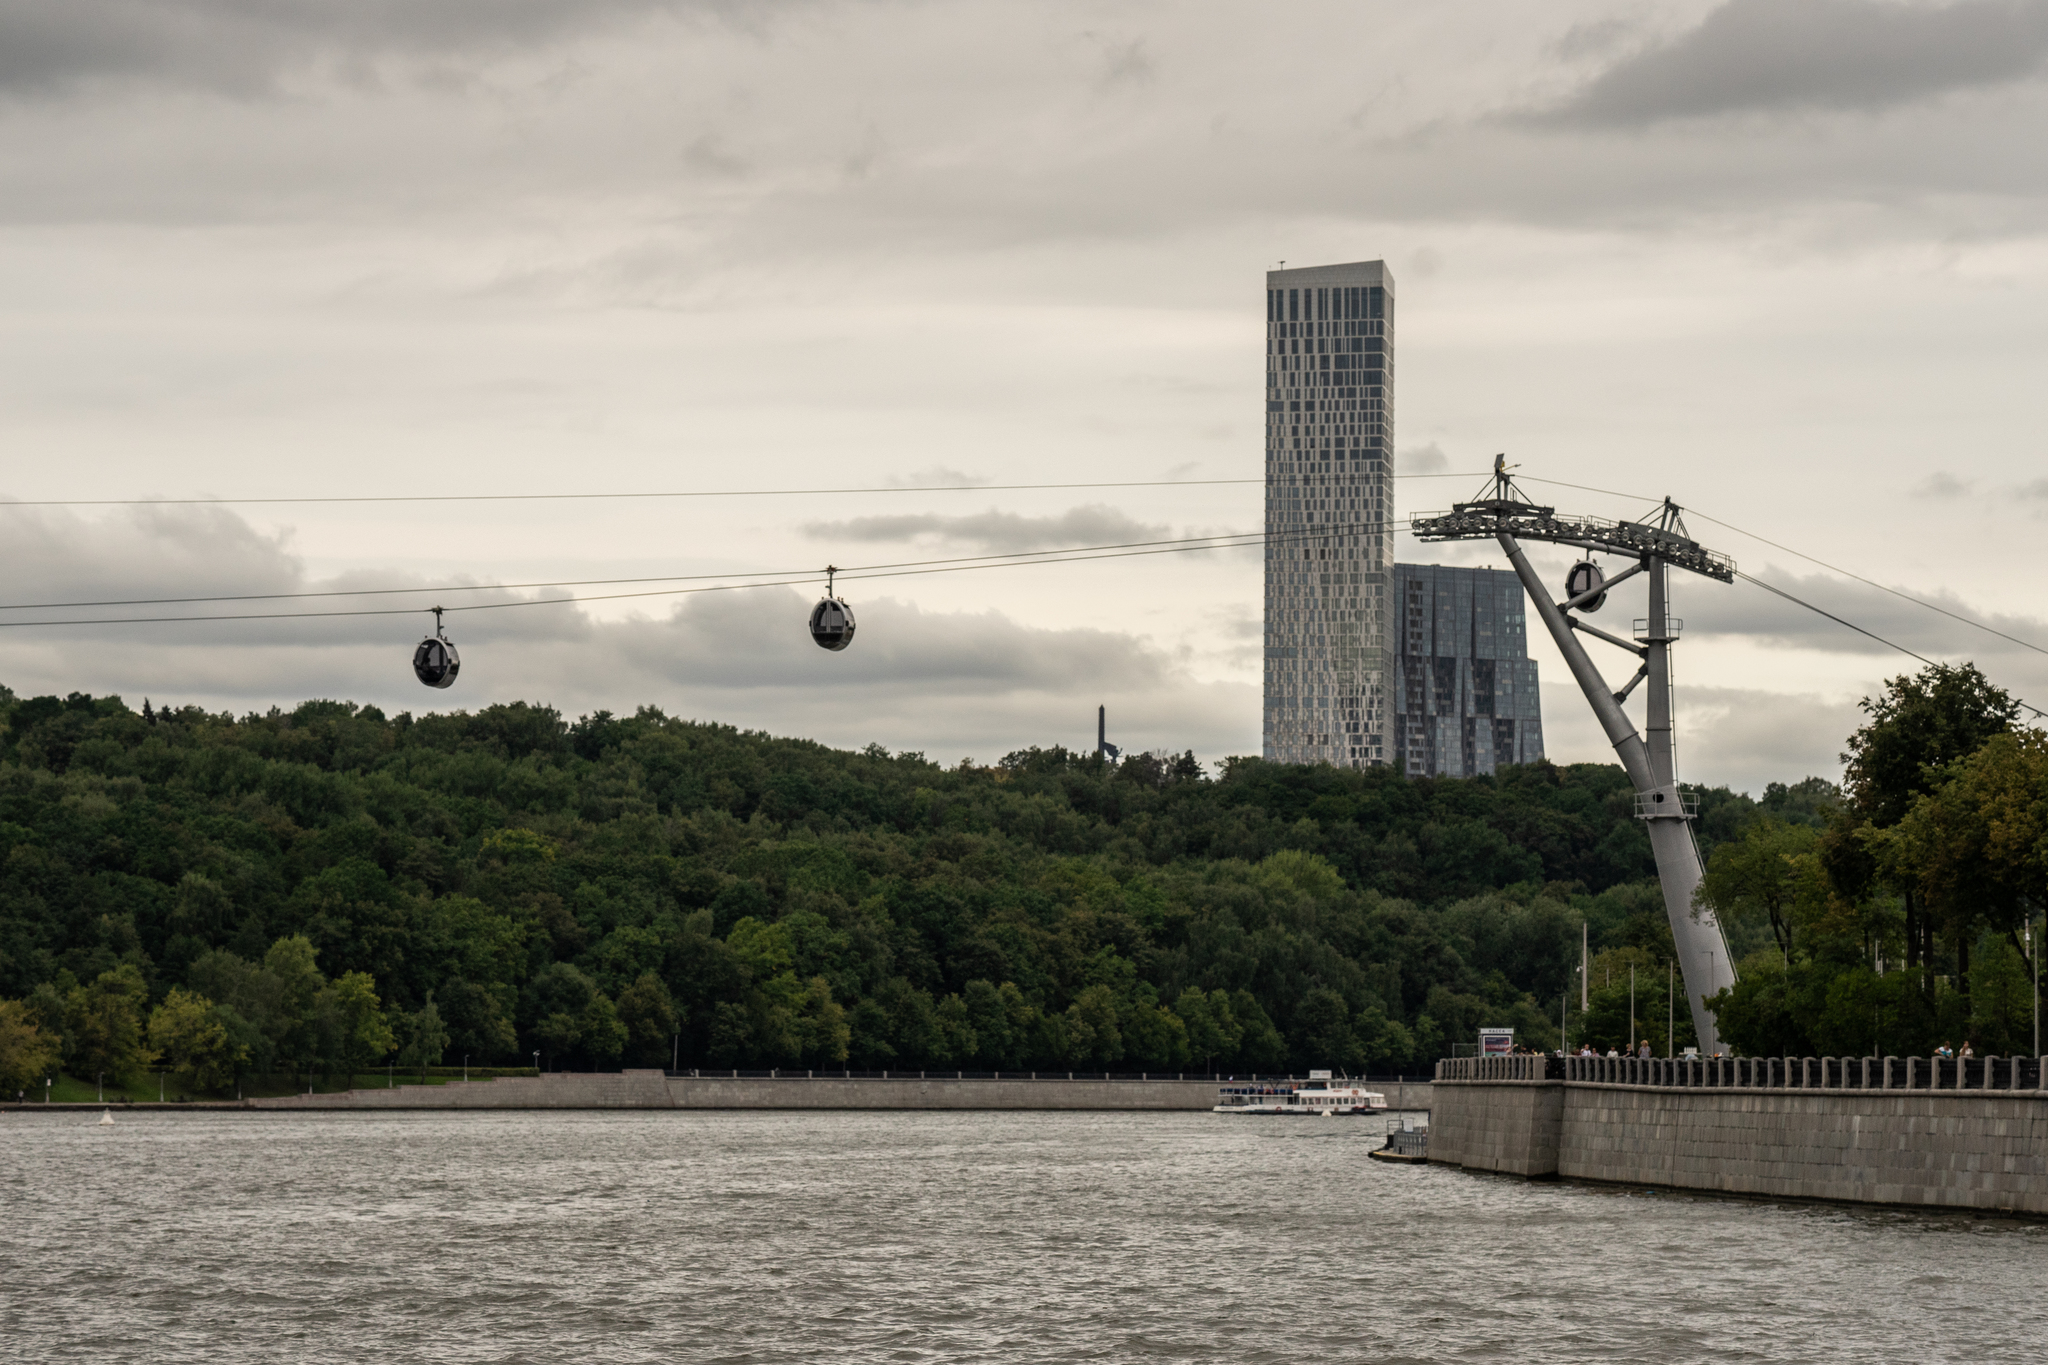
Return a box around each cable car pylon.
[1412,456,1738,1054]
[412,605,460,688]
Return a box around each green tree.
[615,971,678,1067]
[1697,818,1824,964]
[1121,997,1190,1070]
[321,972,396,1078]
[1292,986,1359,1069]
[792,976,850,1065]
[147,989,249,1092]
[962,980,1017,1067]
[1840,663,2019,992]
[1231,990,1287,1071]
[1063,985,1123,1065]
[396,995,452,1075]
[1174,988,1242,1071]
[1878,730,2048,1010]
[263,936,328,1073]
[0,998,61,1097]
[65,965,155,1086]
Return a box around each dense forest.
[0,661,2038,1099]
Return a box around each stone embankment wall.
[1429,1055,2048,1215]
[242,1072,1438,1113]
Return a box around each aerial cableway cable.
[1515,474,2047,718]
[0,521,1401,630]
[0,471,1487,510]
[1518,474,2048,660]
[4,472,2038,716]
[0,511,1427,624]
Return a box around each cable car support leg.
[1495,532,1732,1053]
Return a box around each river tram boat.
[1211,1070,1387,1116]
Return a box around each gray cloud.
[1663,564,2048,662]
[0,503,589,648]
[803,504,1171,553]
[1675,685,1865,791]
[1914,470,1973,497]
[0,503,1255,764]
[886,466,989,488]
[0,0,730,97]
[1401,442,1451,475]
[1543,0,2048,126]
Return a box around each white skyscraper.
[1262,261,1393,768]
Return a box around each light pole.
[1630,964,1636,1056]
[672,1032,680,1074]
[97,1070,104,1103]
[2031,912,2039,1059]
[533,1050,541,1075]
[463,1054,469,1084]
[1706,949,1716,1055]
[1667,961,1674,1059]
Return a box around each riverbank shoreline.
[5,1072,1437,1113]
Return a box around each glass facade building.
[1390,563,1545,777]
[1262,261,1394,767]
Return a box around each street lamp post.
[463,1054,469,1084]
[533,1050,541,1075]
[672,1032,680,1074]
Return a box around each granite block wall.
[1427,1080,1561,1176]
[1429,1079,2048,1214]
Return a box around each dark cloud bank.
[1545,0,2048,124]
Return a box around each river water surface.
[3,1109,2042,1362]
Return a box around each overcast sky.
[3,0,2046,794]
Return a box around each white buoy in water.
[98,1109,114,1126]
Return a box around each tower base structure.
[1414,465,1736,1053]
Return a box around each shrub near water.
[0,689,1770,1086]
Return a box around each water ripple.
[2,1110,2042,1363]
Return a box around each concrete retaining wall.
[244,1071,1438,1113]
[1562,1085,2048,1214]
[1428,1077,2048,1215]
[1427,1080,1561,1177]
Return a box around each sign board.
[1307,1069,1333,1081]
[1479,1028,1515,1056]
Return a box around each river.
[3,1109,2041,1362]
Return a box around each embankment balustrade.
[1436,1055,2047,1090]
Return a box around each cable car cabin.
[809,596,855,651]
[413,634,460,688]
